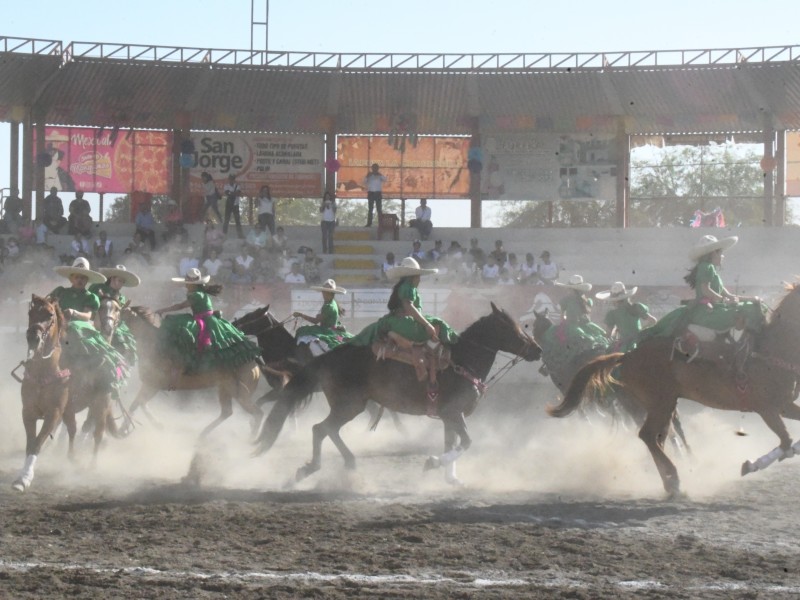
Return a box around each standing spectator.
[381,251,397,281]
[235,244,254,275]
[302,248,323,285]
[489,240,508,267]
[178,246,200,278]
[320,191,336,255]
[409,198,433,240]
[134,203,157,251]
[256,185,275,234]
[363,163,386,227]
[482,254,500,284]
[468,238,486,269]
[203,221,224,260]
[43,187,66,233]
[537,250,559,285]
[519,252,538,284]
[202,248,223,278]
[68,191,92,235]
[222,173,244,239]
[1,187,24,230]
[284,261,306,285]
[93,230,113,267]
[201,171,222,223]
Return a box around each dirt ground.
[3,358,800,600]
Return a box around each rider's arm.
[292,311,319,324]
[156,300,191,315]
[401,298,438,341]
[64,308,92,321]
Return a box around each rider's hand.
[64,308,74,319]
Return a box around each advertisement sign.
[38,127,172,194]
[335,136,469,199]
[787,131,800,197]
[480,133,618,200]
[188,132,324,197]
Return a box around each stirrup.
[426,386,439,418]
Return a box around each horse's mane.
[458,305,516,341]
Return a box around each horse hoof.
[445,476,464,487]
[741,460,756,476]
[423,456,440,472]
[295,464,317,482]
[11,480,27,492]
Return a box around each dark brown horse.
[13,295,124,491]
[254,303,541,485]
[549,284,800,497]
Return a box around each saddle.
[673,324,752,382]
[371,338,452,382]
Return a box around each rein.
[453,328,535,396]
[236,314,294,337]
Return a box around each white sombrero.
[688,235,738,262]
[554,274,592,293]
[171,268,210,285]
[54,257,106,285]
[386,257,438,280]
[310,278,348,294]
[99,264,141,287]
[596,281,638,301]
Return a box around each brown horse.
[549,284,800,497]
[118,305,263,437]
[13,295,124,491]
[254,303,541,485]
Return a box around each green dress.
[559,293,609,346]
[295,299,353,350]
[89,281,138,365]
[604,301,650,352]
[644,260,765,339]
[49,286,129,390]
[158,290,261,372]
[349,279,459,347]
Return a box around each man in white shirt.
[284,261,306,284]
[362,163,387,227]
[537,250,559,285]
[222,173,244,239]
[178,246,200,277]
[203,248,223,277]
[482,254,500,285]
[409,198,433,240]
[235,244,254,272]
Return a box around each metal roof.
[1,36,799,135]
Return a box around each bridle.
[26,303,60,360]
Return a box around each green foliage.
[271,197,401,226]
[498,199,617,227]
[104,194,174,223]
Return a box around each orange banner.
[787,131,800,197]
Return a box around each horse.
[13,295,124,491]
[548,283,800,497]
[254,302,541,485]
[529,309,689,451]
[117,305,263,438]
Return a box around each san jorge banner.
[37,127,172,194]
[335,136,470,199]
[188,133,324,197]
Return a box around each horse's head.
[96,295,124,341]
[26,294,63,356]
[529,308,553,344]
[231,305,271,334]
[474,302,542,362]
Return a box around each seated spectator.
[178,245,200,278]
[498,268,516,286]
[229,261,253,286]
[34,218,49,246]
[162,199,187,244]
[203,221,225,260]
[381,251,397,281]
[284,261,306,285]
[246,223,270,254]
[408,239,426,263]
[408,198,433,240]
[235,244,255,275]
[426,240,444,264]
[537,250,559,285]
[489,239,507,267]
[134,203,157,251]
[93,230,113,267]
[447,240,463,261]
[126,231,151,263]
[468,238,486,269]
[5,237,20,263]
[68,191,92,236]
[272,226,288,255]
[506,252,519,278]
[70,233,90,258]
[482,254,500,285]
[202,248,223,278]
[42,187,66,234]
[16,221,35,246]
[1,187,24,231]
[251,247,276,284]
[302,248,323,285]
[460,252,479,285]
[519,252,538,284]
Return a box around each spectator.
[519,252,538,284]
[203,221,225,260]
[506,252,520,278]
[16,221,35,246]
[1,187,24,231]
[126,231,151,263]
[93,230,113,267]
[381,251,397,281]
[222,173,244,239]
[251,247,276,284]
[363,163,386,227]
[42,187,66,233]
[256,185,275,235]
[235,244,254,274]
[284,261,306,285]
[272,226,288,255]
[426,239,444,264]
[489,240,507,267]
[201,171,222,223]
[246,223,269,254]
[408,239,426,263]
[498,268,516,286]
[68,191,92,236]
[229,261,253,286]
[5,237,20,263]
[302,247,323,285]
[482,254,500,285]
[134,203,157,251]
[178,245,200,278]
[468,238,486,269]
[162,199,187,244]
[34,218,49,246]
[409,198,433,240]
[202,248,223,278]
[447,240,463,261]
[460,252,478,285]
[320,191,336,255]
[537,250,559,285]
[70,233,90,258]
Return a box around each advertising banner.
[787,131,800,197]
[38,127,172,194]
[335,136,469,199]
[188,132,324,197]
[480,133,618,201]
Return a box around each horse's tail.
[547,352,624,418]
[253,357,322,456]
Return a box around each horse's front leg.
[13,404,45,492]
[742,409,795,476]
[126,385,160,432]
[424,412,470,485]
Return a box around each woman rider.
[50,257,128,391]
[89,264,141,365]
[554,274,609,348]
[350,257,458,414]
[293,278,352,356]
[155,268,262,376]
[595,281,656,352]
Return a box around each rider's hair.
[198,283,223,296]
[683,251,714,289]
[387,278,409,311]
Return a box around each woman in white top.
[320,191,336,255]
[257,185,275,235]
[201,172,222,223]
[537,250,559,285]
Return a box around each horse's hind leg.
[638,399,681,497]
[62,406,78,460]
[234,389,264,438]
[199,389,233,438]
[297,400,366,482]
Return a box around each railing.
[0,36,61,56]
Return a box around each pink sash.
[194,310,213,351]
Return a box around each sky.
[1,0,797,226]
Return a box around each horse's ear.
[262,304,270,314]
[490,301,500,314]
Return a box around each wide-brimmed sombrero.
[386,257,438,280]
[54,257,106,285]
[171,268,210,285]
[554,274,592,293]
[688,235,738,262]
[596,281,638,301]
[99,264,141,287]
[310,278,347,294]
